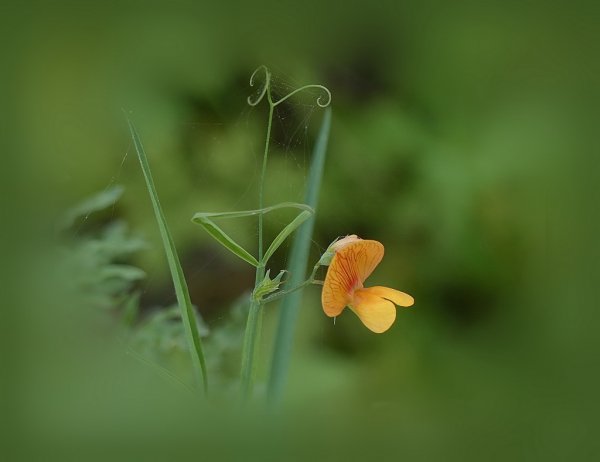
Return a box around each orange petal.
[350,290,396,333]
[321,259,352,317]
[321,240,384,317]
[361,286,414,307]
[336,240,384,285]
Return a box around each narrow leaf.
[191,202,312,222]
[193,216,259,267]
[62,184,124,229]
[262,210,313,265]
[191,202,314,267]
[126,116,208,395]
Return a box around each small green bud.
[253,269,287,301]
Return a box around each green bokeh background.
[2,0,598,459]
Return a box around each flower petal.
[337,240,384,285]
[350,290,396,333]
[321,240,384,317]
[361,286,414,307]
[321,259,352,317]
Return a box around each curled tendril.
[273,84,332,108]
[247,65,332,108]
[247,65,271,106]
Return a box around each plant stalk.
[240,93,274,399]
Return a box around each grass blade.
[126,117,208,395]
[267,107,331,405]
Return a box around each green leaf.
[191,202,313,267]
[61,184,124,229]
[99,264,146,281]
[262,210,313,265]
[192,202,312,221]
[126,116,208,395]
[193,216,259,267]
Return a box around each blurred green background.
[2,0,599,459]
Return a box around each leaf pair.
[191,202,314,267]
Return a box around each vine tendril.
[273,85,332,108]
[247,66,331,108]
[247,65,271,107]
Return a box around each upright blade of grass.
[126,117,208,395]
[267,107,331,405]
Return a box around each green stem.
[258,102,274,262]
[240,88,274,400]
[240,266,266,400]
[240,283,263,399]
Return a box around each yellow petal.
[361,286,414,307]
[350,290,396,333]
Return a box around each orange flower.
[321,237,414,333]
